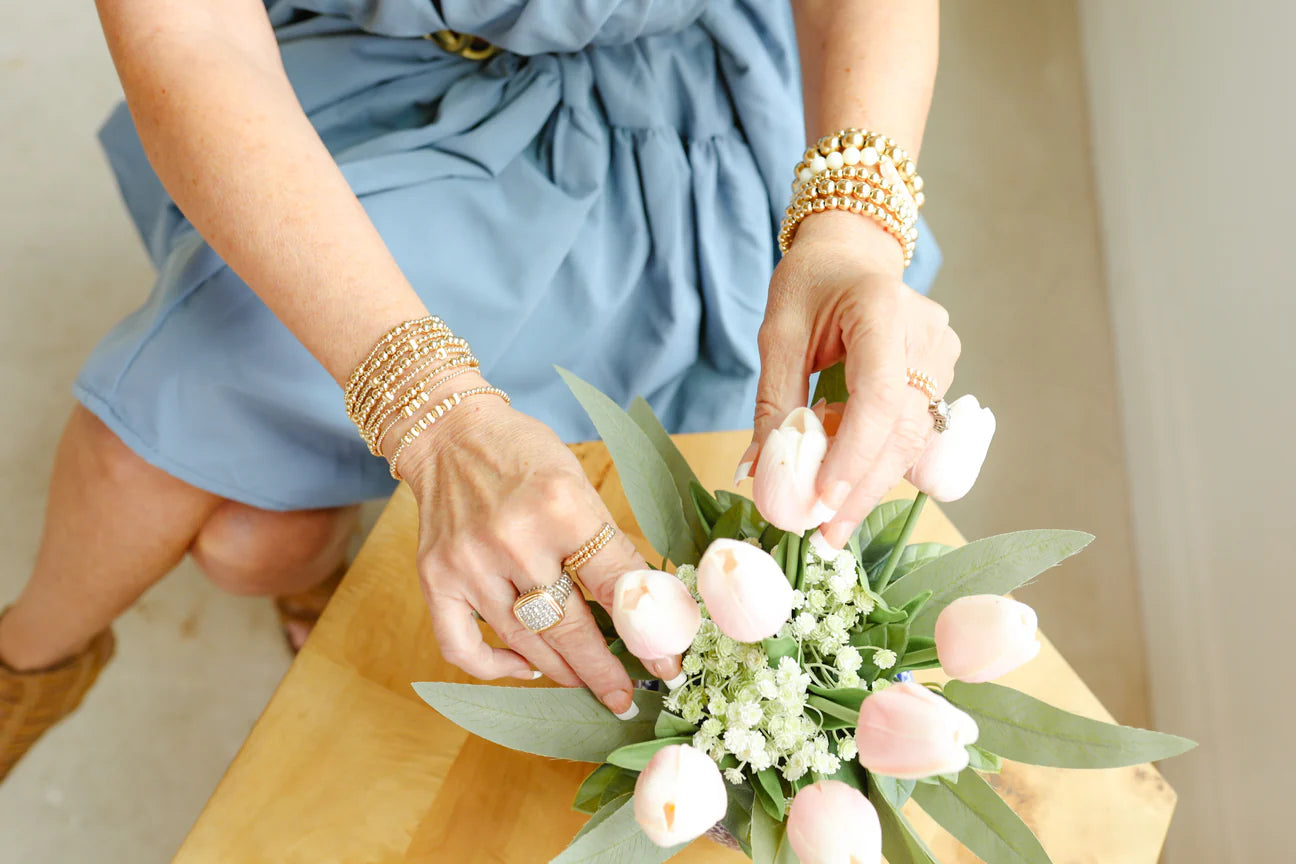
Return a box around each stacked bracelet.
[779,128,925,266]
[387,386,512,480]
[344,317,509,475]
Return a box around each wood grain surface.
[172,430,1175,863]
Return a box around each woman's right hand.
[392,373,672,718]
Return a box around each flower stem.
[873,492,928,593]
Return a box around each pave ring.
[513,572,577,633]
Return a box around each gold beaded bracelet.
[780,128,925,264]
[370,360,481,455]
[352,338,474,436]
[344,317,447,407]
[349,334,470,422]
[388,386,511,480]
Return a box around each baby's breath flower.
[738,702,764,728]
[682,652,703,674]
[871,678,893,692]
[806,589,829,615]
[783,750,810,781]
[873,648,897,670]
[790,589,806,610]
[742,645,767,670]
[853,586,876,615]
[675,564,698,592]
[832,550,857,578]
[791,612,817,638]
[724,767,745,785]
[835,646,863,673]
[837,736,858,761]
[837,669,861,688]
[700,717,723,737]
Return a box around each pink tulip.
[786,780,882,864]
[633,744,728,847]
[811,399,846,440]
[754,407,835,531]
[612,570,702,662]
[696,539,794,642]
[855,682,979,779]
[905,394,996,502]
[935,595,1041,683]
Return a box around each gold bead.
[818,137,834,156]
[912,175,924,193]
[827,135,842,152]
[914,191,926,208]
[848,131,865,148]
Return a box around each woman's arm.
[794,0,938,159]
[753,1,953,549]
[95,0,432,390]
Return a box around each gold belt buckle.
[425,29,500,61]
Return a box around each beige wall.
[1079,2,1296,860]
[925,2,1150,728]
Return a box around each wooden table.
[172,431,1176,863]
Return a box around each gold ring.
[905,367,938,401]
[513,573,576,633]
[562,523,616,578]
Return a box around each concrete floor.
[0,2,1147,861]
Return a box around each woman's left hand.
[750,210,961,548]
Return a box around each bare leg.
[0,406,223,671]
[0,405,361,671]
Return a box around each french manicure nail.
[807,530,835,558]
[614,699,640,721]
[808,500,837,524]
[732,442,759,487]
[511,669,543,681]
[663,672,687,690]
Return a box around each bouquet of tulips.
[416,368,1193,864]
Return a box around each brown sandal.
[273,565,347,654]
[1,618,115,782]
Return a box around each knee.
[72,404,165,489]
[191,502,359,596]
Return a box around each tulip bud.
[611,570,702,661]
[633,744,728,847]
[935,595,1040,683]
[811,399,846,440]
[855,682,979,779]
[696,539,794,642]
[786,780,882,864]
[905,394,996,502]
[754,407,835,531]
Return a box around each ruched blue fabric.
[76,0,941,510]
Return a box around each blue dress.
[76,0,940,511]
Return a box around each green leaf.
[587,600,617,638]
[573,764,626,814]
[755,768,787,819]
[812,361,849,405]
[711,498,767,542]
[806,694,860,728]
[751,770,785,821]
[553,794,683,864]
[628,396,708,560]
[722,783,755,856]
[613,651,654,682]
[762,635,799,666]
[750,800,799,864]
[599,772,638,808]
[910,769,1052,864]
[783,532,802,587]
[943,681,1196,768]
[856,500,913,561]
[653,711,698,739]
[864,601,908,625]
[882,530,1095,635]
[869,781,939,864]
[898,590,933,621]
[605,736,693,771]
[690,481,725,534]
[413,683,661,762]
[807,685,870,712]
[860,501,916,568]
[895,646,940,672]
[967,744,1003,774]
[558,368,694,564]
[870,773,917,809]
[571,792,630,843]
[892,543,956,581]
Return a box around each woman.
[0,0,956,779]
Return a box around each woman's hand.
[752,211,961,548]
[393,375,674,718]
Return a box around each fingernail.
[732,442,759,487]
[809,500,838,524]
[613,697,640,721]
[510,669,543,681]
[821,480,852,511]
[822,521,851,550]
[807,529,835,558]
[663,672,688,690]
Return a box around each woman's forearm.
[95,0,429,386]
[792,0,939,157]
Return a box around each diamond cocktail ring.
[512,572,576,633]
[512,523,615,633]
